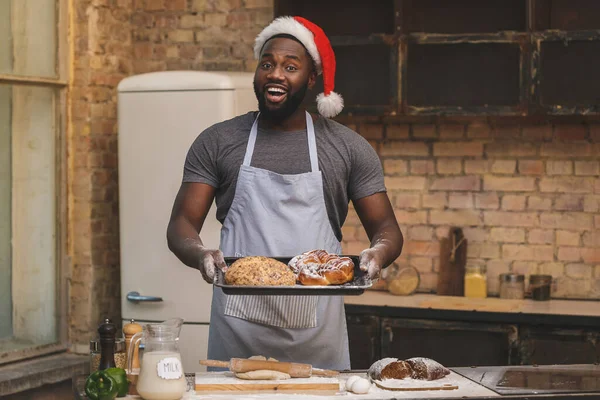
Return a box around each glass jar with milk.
[127,318,187,400]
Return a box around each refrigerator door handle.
[126,291,163,302]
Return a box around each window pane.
[306,44,393,109]
[406,42,521,107]
[539,40,600,106]
[402,0,526,33]
[0,0,57,78]
[0,85,11,340]
[0,84,57,351]
[276,0,395,35]
[549,0,600,30]
[335,44,392,106]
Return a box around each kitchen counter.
[121,366,600,400]
[187,370,498,399]
[344,292,600,328]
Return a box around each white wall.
[0,0,12,339]
[0,0,11,73]
[0,85,12,340]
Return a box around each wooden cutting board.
[372,372,465,392]
[373,379,458,391]
[419,296,524,313]
[437,227,467,296]
[195,372,340,393]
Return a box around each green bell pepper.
[85,370,118,400]
[105,367,129,397]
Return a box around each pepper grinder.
[98,318,117,370]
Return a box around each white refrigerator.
[117,71,256,373]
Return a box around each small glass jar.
[90,337,126,372]
[499,273,525,299]
[385,265,420,296]
[464,262,487,298]
[529,274,552,301]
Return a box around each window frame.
[530,30,600,115]
[0,0,69,365]
[328,34,400,116]
[401,32,530,116]
[275,0,600,117]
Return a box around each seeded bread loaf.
[225,256,296,286]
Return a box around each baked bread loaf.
[225,256,296,286]
[368,357,449,381]
[288,249,354,286]
[406,357,450,380]
[368,358,412,380]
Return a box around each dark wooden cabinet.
[345,305,600,369]
[346,314,381,369]
[519,327,599,365]
[380,318,518,367]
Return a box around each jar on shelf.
[90,337,126,372]
[529,274,552,301]
[499,273,525,299]
[464,262,487,298]
[384,264,420,296]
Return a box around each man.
[167,16,403,370]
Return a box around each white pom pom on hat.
[254,16,344,118]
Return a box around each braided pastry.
[288,249,354,286]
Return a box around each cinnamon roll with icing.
[288,249,355,286]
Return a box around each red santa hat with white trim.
[253,16,344,118]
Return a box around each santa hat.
[253,16,344,118]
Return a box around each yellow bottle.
[464,263,487,298]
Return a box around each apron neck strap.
[243,112,319,172]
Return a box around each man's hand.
[198,246,227,284]
[167,183,226,284]
[353,193,404,278]
[359,245,385,280]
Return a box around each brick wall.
[67,0,273,348]
[69,0,134,347]
[339,120,600,299]
[130,0,273,74]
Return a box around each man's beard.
[254,81,309,122]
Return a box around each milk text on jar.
[136,351,187,400]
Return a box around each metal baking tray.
[213,256,372,296]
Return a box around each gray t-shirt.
[183,111,386,241]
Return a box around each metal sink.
[453,364,600,396]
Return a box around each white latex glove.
[359,246,384,280]
[198,246,227,284]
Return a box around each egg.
[351,378,371,394]
[351,377,371,394]
[345,375,361,391]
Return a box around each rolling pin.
[200,358,339,377]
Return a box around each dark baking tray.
[213,256,372,296]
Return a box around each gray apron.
[207,112,351,370]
